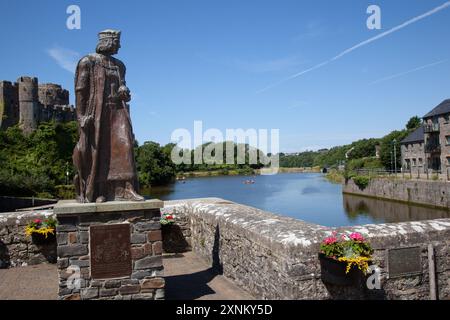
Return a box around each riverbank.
[177,167,321,179]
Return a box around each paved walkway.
[164,252,253,300]
[0,263,58,300]
[0,252,253,300]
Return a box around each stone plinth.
[54,199,164,300]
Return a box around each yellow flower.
[25,226,55,238]
[338,256,371,274]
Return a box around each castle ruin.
[0,76,75,133]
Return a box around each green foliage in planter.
[352,175,371,190]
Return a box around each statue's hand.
[118,85,131,102]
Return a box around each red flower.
[349,232,365,242]
[34,219,42,224]
[323,236,337,245]
[166,215,174,220]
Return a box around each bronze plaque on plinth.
[90,223,132,279]
[387,246,422,278]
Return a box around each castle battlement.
[0,76,75,132]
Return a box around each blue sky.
[1,0,450,152]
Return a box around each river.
[144,173,450,227]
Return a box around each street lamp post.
[393,139,397,175]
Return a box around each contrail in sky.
[370,60,448,85]
[257,1,450,93]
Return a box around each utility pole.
[65,161,69,185]
[390,150,393,174]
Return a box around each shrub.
[352,176,371,190]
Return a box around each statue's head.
[96,29,121,56]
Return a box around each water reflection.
[142,173,449,227]
[343,193,450,223]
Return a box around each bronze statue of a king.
[72,29,144,203]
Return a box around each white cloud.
[258,1,450,93]
[47,46,80,74]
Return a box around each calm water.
[144,173,450,227]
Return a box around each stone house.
[400,126,425,173]
[401,99,450,174]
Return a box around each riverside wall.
[343,178,450,210]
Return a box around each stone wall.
[0,210,57,268]
[343,178,450,209]
[55,200,165,300]
[163,198,450,300]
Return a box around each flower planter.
[318,253,363,286]
[31,232,56,245]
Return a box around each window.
[418,158,423,166]
[412,158,416,166]
[448,157,450,165]
[446,136,450,145]
[445,114,450,123]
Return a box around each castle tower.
[17,76,39,134]
[0,81,19,130]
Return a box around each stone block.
[131,293,154,300]
[131,247,146,260]
[69,258,90,268]
[119,285,141,295]
[131,270,152,280]
[153,241,163,255]
[68,232,78,244]
[104,279,122,289]
[57,244,88,257]
[131,233,147,244]
[141,277,165,289]
[148,230,162,242]
[135,221,160,232]
[81,288,99,299]
[134,256,163,270]
[56,225,77,233]
[100,288,118,297]
[57,258,69,269]
[79,231,89,244]
[155,288,165,300]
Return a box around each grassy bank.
[325,170,345,184]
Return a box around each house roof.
[423,99,450,118]
[401,126,424,145]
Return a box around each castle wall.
[38,83,69,106]
[0,76,75,132]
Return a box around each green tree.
[379,130,408,171]
[406,116,422,130]
[136,141,176,187]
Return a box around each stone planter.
[318,253,364,286]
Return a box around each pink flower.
[34,219,42,224]
[349,232,365,242]
[323,236,338,245]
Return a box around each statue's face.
[111,37,121,55]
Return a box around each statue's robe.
[73,53,138,203]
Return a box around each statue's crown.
[98,29,121,40]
